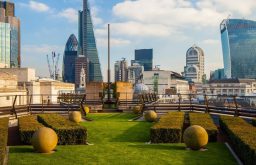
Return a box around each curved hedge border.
[220,116,256,165]
[189,113,218,142]
[150,112,184,143]
[37,114,87,145]
[18,115,44,144]
[0,118,9,165]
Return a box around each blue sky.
[12,0,256,81]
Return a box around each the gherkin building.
[63,34,78,83]
[78,0,103,82]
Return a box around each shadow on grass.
[9,147,34,153]
[111,122,153,142]
[129,144,185,151]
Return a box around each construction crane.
[46,52,60,80]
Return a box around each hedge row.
[37,114,87,145]
[189,113,218,142]
[251,119,256,127]
[0,118,9,165]
[150,112,184,143]
[219,116,256,165]
[18,115,44,144]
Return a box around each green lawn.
[9,113,237,165]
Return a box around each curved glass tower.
[78,0,102,82]
[63,34,78,83]
[220,19,256,78]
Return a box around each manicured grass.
[9,113,237,165]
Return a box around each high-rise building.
[75,55,88,88]
[0,21,11,68]
[78,0,102,82]
[184,45,205,83]
[0,1,14,17]
[127,63,144,84]
[220,19,256,79]
[0,1,20,68]
[114,59,128,82]
[63,34,78,83]
[135,49,153,71]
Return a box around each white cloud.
[97,38,131,47]
[22,44,63,55]
[202,39,220,45]
[57,8,78,23]
[28,1,50,12]
[91,7,103,25]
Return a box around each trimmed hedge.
[150,112,184,143]
[220,116,256,165]
[0,118,9,165]
[37,114,87,145]
[252,119,256,126]
[189,113,218,142]
[18,115,44,144]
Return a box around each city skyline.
[12,0,256,81]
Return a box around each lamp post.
[107,24,111,102]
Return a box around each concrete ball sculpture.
[132,105,142,114]
[32,127,58,153]
[144,110,158,122]
[69,111,82,123]
[183,125,208,150]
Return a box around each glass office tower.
[63,34,78,83]
[0,22,11,68]
[78,0,102,82]
[220,19,256,78]
[135,49,153,71]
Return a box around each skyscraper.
[78,0,102,82]
[0,1,20,68]
[0,21,11,68]
[135,49,153,71]
[114,58,128,82]
[220,19,256,79]
[127,63,144,84]
[184,45,205,83]
[63,34,78,83]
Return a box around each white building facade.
[184,45,205,83]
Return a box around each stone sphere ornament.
[144,110,158,122]
[183,125,208,150]
[132,105,142,114]
[32,127,58,153]
[69,111,82,123]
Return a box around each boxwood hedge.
[37,114,87,145]
[150,112,184,143]
[18,115,44,144]
[0,118,9,165]
[220,116,256,165]
[189,113,218,142]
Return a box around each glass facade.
[135,49,153,71]
[78,0,102,82]
[220,19,256,78]
[63,34,78,83]
[0,22,11,68]
[10,25,19,67]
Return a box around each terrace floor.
[8,113,237,165]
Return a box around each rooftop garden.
[7,113,237,165]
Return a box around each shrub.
[37,114,87,145]
[0,118,9,165]
[252,119,256,126]
[18,115,44,144]
[132,105,142,114]
[189,113,218,142]
[220,116,256,165]
[150,112,184,143]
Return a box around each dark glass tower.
[63,34,78,83]
[135,49,153,71]
[78,0,102,82]
[220,19,256,78]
